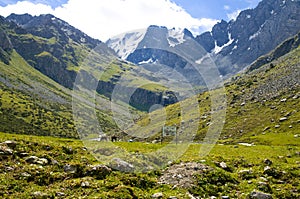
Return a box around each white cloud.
[227,9,241,21]
[224,5,230,10]
[0,0,219,41]
[0,1,54,16]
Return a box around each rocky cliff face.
[0,16,13,64]
[108,0,300,79]
[196,0,300,75]
[248,30,300,72]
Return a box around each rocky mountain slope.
[0,14,180,112]
[108,0,300,79]
[132,32,300,143]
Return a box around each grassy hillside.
[0,50,140,138]
[132,45,300,145]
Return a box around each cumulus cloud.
[0,1,54,16]
[227,9,241,21]
[0,0,219,41]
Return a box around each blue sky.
[0,0,262,40]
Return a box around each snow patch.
[167,28,185,47]
[213,32,234,54]
[270,10,274,14]
[247,15,251,19]
[107,30,147,59]
[138,58,154,65]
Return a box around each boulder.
[87,164,112,179]
[249,190,272,199]
[110,158,134,172]
[152,192,163,198]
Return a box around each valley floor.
[0,132,299,198]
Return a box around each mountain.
[107,25,213,90]
[108,0,300,78]
[132,33,300,143]
[1,14,180,112]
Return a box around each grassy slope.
[0,45,299,198]
[0,50,137,138]
[134,45,300,145]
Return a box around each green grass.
[0,132,299,198]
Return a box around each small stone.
[249,190,272,199]
[88,164,112,179]
[274,125,280,128]
[294,134,299,138]
[81,181,90,188]
[18,152,29,157]
[241,102,246,106]
[210,197,217,199]
[36,158,48,165]
[6,166,14,171]
[263,159,272,165]
[289,125,293,128]
[51,159,59,165]
[259,177,268,182]
[222,196,230,199]
[0,145,13,155]
[152,192,163,198]
[56,192,65,197]
[21,172,31,177]
[168,196,178,199]
[279,117,288,122]
[63,164,77,173]
[32,191,48,199]
[3,140,17,148]
[263,127,270,132]
[280,98,287,102]
[25,156,39,164]
[110,158,134,172]
[219,162,227,169]
[234,145,239,148]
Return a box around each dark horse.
[111,135,118,142]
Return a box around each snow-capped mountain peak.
[107,29,147,59]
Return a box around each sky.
[0,0,262,41]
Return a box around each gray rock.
[219,162,227,169]
[56,192,65,197]
[3,140,17,148]
[279,117,288,122]
[81,181,90,188]
[263,159,272,165]
[249,190,272,199]
[110,158,134,172]
[88,164,112,179]
[152,192,163,198]
[36,158,48,165]
[32,191,48,199]
[222,196,230,199]
[25,156,48,165]
[25,156,39,164]
[274,125,280,128]
[63,164,77,173]
[280,98,287,102]
[0,145,13,155]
